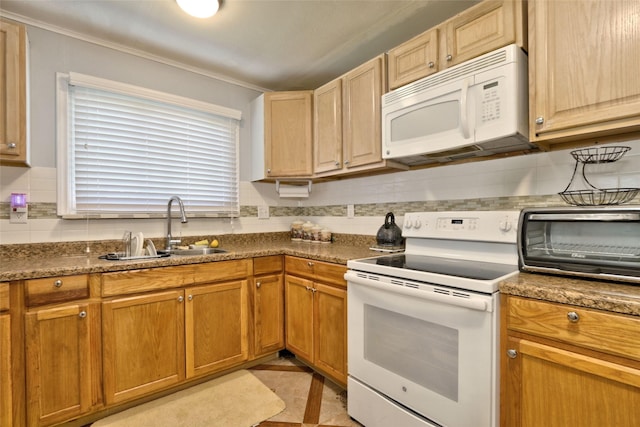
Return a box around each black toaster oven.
[518,206,640,283]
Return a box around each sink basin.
[163,248,227,256]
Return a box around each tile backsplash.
[2,140,639,244]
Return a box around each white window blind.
[57,73,241,217]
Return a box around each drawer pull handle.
[567,311,580,323]
[54,280,63,288]
[78,311,87,319]
[506,349,518,359]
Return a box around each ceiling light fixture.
[176,0,219,18]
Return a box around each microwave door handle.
[460,78,471,139]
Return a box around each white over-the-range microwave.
[382,44,534,166]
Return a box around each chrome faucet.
[166,196,188,251]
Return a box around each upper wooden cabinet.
[314,54,405,178]
[528,0,640,148]
[251,91,313,180]
[0,18,29,167]
[387,0,527,90]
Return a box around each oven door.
[346,272,499,427]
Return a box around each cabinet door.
[0,19,28,166]
[343,54,386,169]
[443,0,518,67]
[264,91,313,177]
[529,0,640,144]
[185,280,248,378]
[253,274,284,358]
[505,337,640,427]
[314,79,343,173]
[285,275,314,362]
[387,27,440,90]
[102,290,185,404]
[0,314,11,427]
[314,283,347,386]
[25,303,99,427]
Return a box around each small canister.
[320,228,332,244]
[311,225,322,243]
[291,220,304,241]
[302,221,313,242]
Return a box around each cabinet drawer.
[193,259,252,284]
[285,256,315,279]
[253,255,283,275]
[0,283,8,311]
[285,256,347,288]
[313,261,347,288]
[25,274,89,306]
[507,297,640,362]
[102,265,193,296]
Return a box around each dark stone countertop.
[500,272,640,317]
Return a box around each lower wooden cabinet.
[285,275,314,362]
[501,295,640,427]
[25,302,101,427]
[186,280,248,377]
[0,313,12,427]
[102,290,186,405]
[285,256,348,386]
[313,282,347,384]
[103,280,249,404]
[253,273,284,357]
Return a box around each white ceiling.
[0,0,479,91]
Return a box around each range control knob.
[413,220,422,229]
[404,220,412,229]
[499,220,513,232]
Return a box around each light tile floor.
[250,355,363,427]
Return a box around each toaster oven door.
[518,210,640,279]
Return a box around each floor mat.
[92,369,285,427]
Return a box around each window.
[56,72,241,218]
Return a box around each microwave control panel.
[480,80,501,123]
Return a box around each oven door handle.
[346,273,490,312]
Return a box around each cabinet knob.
[188,294,193,301]
[307,261,314,267]
[267,168,271,174]
[256,281,261,288]
[178,296,184,303]
[344,160,350,165]
[428,61,435,68]
[54,280,63,288]
[535,116,544,125]
[335,161,340,167]
[567,311,580,323]
[78,311,87,319]
[305,286,313,291]
[446,54,453,62]
[7,143,16,149]
[506,349,518,359]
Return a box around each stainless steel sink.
[163,248,227,256]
